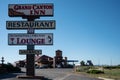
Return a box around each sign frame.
[6,20,56,29]
[8,4,54,17]
[19,50,42,55]
[8,33,53,45]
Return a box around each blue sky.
[0,0,120,65]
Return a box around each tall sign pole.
[26,17,35,76]
[7,4,54,78]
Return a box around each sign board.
[8,33,53,45]
[8,4,53,17]
[6,20,55,29]
[19,50,42,55]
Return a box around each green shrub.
[2,64,21,73]
[104,66,120,69]
[12,67,21,72]
[76,66,91,72]
[0,68,7,74]
[87,69,104,74]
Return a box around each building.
[15,50,78,68]
[35,55,53,68]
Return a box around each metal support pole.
[26,17,35,76]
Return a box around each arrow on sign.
[8,33,53,45]
[48,35,52,43]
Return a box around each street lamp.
[1,57,5,66]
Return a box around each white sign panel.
[6,20,55,29]
[19,50,42,55]
[8,33,53,45]
[9,4,53,17]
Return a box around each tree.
[80,60,85,66]
[86,60,93,66]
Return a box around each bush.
[76,66,91,72]
[66,64,74,68]
[87,69,104,74]
[0,68,7,74]
[104,66,120,69]
[2,64,21,73]
[11,67,21,72]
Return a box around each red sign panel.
[9,4,53,17]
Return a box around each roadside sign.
[6,20,55,29]
[8,33,53,45]
[8,4,53,17]
[19,50,42,55]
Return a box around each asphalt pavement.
[0,68,102,80]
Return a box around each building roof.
[67,60,79,62]
[38,55,53,61]
[35,55,41,62]
[15,55,53,63]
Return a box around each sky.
[0,0,120,65]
